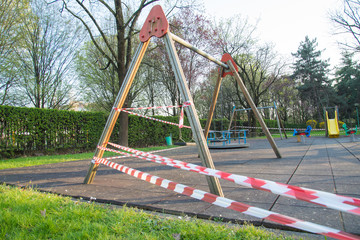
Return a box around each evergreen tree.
[291,36,332,121]
[335,52,360,120]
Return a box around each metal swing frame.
[84,5,281,198]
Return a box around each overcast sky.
[202,0,347,70]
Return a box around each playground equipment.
[342,123,357,141]
[325,107,340,138]
[293,125,312,143]
[84,4,281,196]
[228,101,287,139]
[342,123,357,135]
[82,6,360,239]
[203,61,281,157]
[207,129,249,149]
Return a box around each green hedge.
[0,106,307,158]
[0,106,105,158]
[0,106,197,158]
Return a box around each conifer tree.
[291,36,332,121]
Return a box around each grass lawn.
[0,145,179,170]
[0,184,294,240]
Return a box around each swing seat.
[209,139,228,143]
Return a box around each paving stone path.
[1,136,359,238]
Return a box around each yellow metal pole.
[164,33,224,197]
[84,40,150,184]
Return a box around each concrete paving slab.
[267,199,345,232]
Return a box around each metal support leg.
[204,71,223,140]
[164,33,224,197]
[227,60,282,158]
[84,41,150,184]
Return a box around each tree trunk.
[118,112,128,146]
[115,0,128,146]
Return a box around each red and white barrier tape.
[91,145,188,164]
[102,143,360,216]
[122,105,182,111]
[115,109,191,129]
[94,157,360,240]
[235,126,327,131]
[120,101,191,111]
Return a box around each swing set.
[84,4,281,197]
[228,101,287,139]
[80,6,360,239]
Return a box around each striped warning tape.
[120,101,191,111]
[91,145,188,164]
[103,143,360,217]
[235,126,327,131]
[236,126,352,133]
[122,104,182,111]
[115,109,191,129]
[94,157,360,240]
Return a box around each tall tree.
[171,8,222,94]
[195,15,257,120]
[0,0,30,105]
[335,51,360,119]
[76,37,144,112]
[60,0,158,146]
[60,0,195,146]
[268,76,309,124]
[222,44,286,127]
[291,36,332,121]
[331,0,360,52]
[136,7,219,117]
[11,0,81,109]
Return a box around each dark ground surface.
[1,136,359,239]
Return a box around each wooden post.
[164,33,224,197]
[324,107,328,137]
[227,60,282,158]
[204,70,223,140]
[228,106,236,131]
[84,41,150,184]
[273,101,283,140]
[276,109,288,139]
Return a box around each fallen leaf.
[172,233,181,240]
[41,209,46,217]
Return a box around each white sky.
[202,0,346,70]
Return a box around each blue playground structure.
[293,125,312,143]
[207,130,249,149]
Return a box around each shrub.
[306,119,317,128]
[0,106,105,158]
[319,122,325,129]
[338,120,345,128]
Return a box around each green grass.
[0,184,294,240]
[0,145,179,170]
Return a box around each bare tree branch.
[331,0,360,51]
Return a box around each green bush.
[306,119,317,128]
[0,106,201,157]
[338,120,345,128]
[0,106,105,158]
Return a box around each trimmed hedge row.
[0,105,305,158]
[0,106,197,158]
[0,106,105,158]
